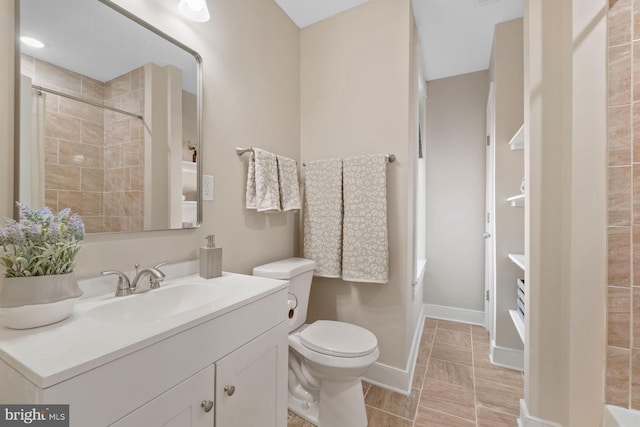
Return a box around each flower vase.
[0,272,83,329]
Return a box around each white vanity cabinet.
[215,321,287,426]
[114,320,288,427]
[0,273,289,427]
[112,364,215,427]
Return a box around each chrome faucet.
[101,262,167,297]
[131,263,166,291]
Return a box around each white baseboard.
[490,338,524,371]
[424,303,485,325]
[362,304,426,396]
[362,362,412,396]
[519,399,563,427]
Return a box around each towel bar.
[236,147,396,165]
[301,154,396,167]
[235,147,253,156]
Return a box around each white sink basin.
[87,283,227,322]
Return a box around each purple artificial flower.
[22,220,42,241]
[1,204,84,277]
[67,214,85,240]
[16,202,34,220]
[55,208,71,223]
[47,221,62,241]
[1,219,25,245]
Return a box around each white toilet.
[253,257,379,427]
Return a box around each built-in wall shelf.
[507,194,524,207]
[182,161,197,174]
[508,124,524,150]
[508,253,525,270]
[509,309,525,343]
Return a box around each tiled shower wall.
[607,0,640,409]
[20,56,145,233]
[21,55,106,232]
[103,68,145,233]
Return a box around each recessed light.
[178,0,210,22]
[20,36,45,48]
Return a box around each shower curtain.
[28,89,46,209]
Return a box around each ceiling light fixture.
[20,36,45,48]
[178,0,210,22]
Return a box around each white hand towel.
[342,154,389,283]
[254,148,281,213]
[276,155,301,211]
[303,159,343,278]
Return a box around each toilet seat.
[299,320,378,358]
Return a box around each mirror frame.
[14,0,203,233]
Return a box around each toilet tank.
[253,258,316,331]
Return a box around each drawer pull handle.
[224,385,236,396]
[201,400,213,413]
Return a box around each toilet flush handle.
[288,293,298,319]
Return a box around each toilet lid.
[299,320,378,358]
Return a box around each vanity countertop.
[0,272,287,389]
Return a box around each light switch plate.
[203,175,214,201]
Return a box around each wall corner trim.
[519,399,563,427]
[490,338,524,371]
[362,304,426,395]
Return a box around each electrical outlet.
[203,175,214,201]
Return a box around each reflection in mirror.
[17,0,202,233]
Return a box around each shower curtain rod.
[235,147,396,165]
[32,84,143,120]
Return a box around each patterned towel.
[253,148,281,213]
[246,152,257,209]
[277,155,301,211]
[303,159,343,278]
[342,154,389,283]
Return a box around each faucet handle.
[153,261,169,271]
[101,271,132,297]
[148,262,168,290]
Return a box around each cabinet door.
[215,323,288,427]
[111,364,215,427]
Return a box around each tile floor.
[288,318,524,426]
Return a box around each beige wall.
[1,0,300,278]
[300,0,413,369]
[524,0,607,425]
[491,19,525,352]
[424,70,489,312]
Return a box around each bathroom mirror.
[16,0,202,233]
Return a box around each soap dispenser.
[200,234,222,279]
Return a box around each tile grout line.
[411,317,437,427]
[471,325,478,427]
[412,319,434,427]
[365,404,414,423]
[421,406,477,426]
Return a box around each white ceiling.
[272,0,370,28]
[414,0,523,81]
[22,0,523,93]
[20,0,198,93]
[274,0,523,82]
